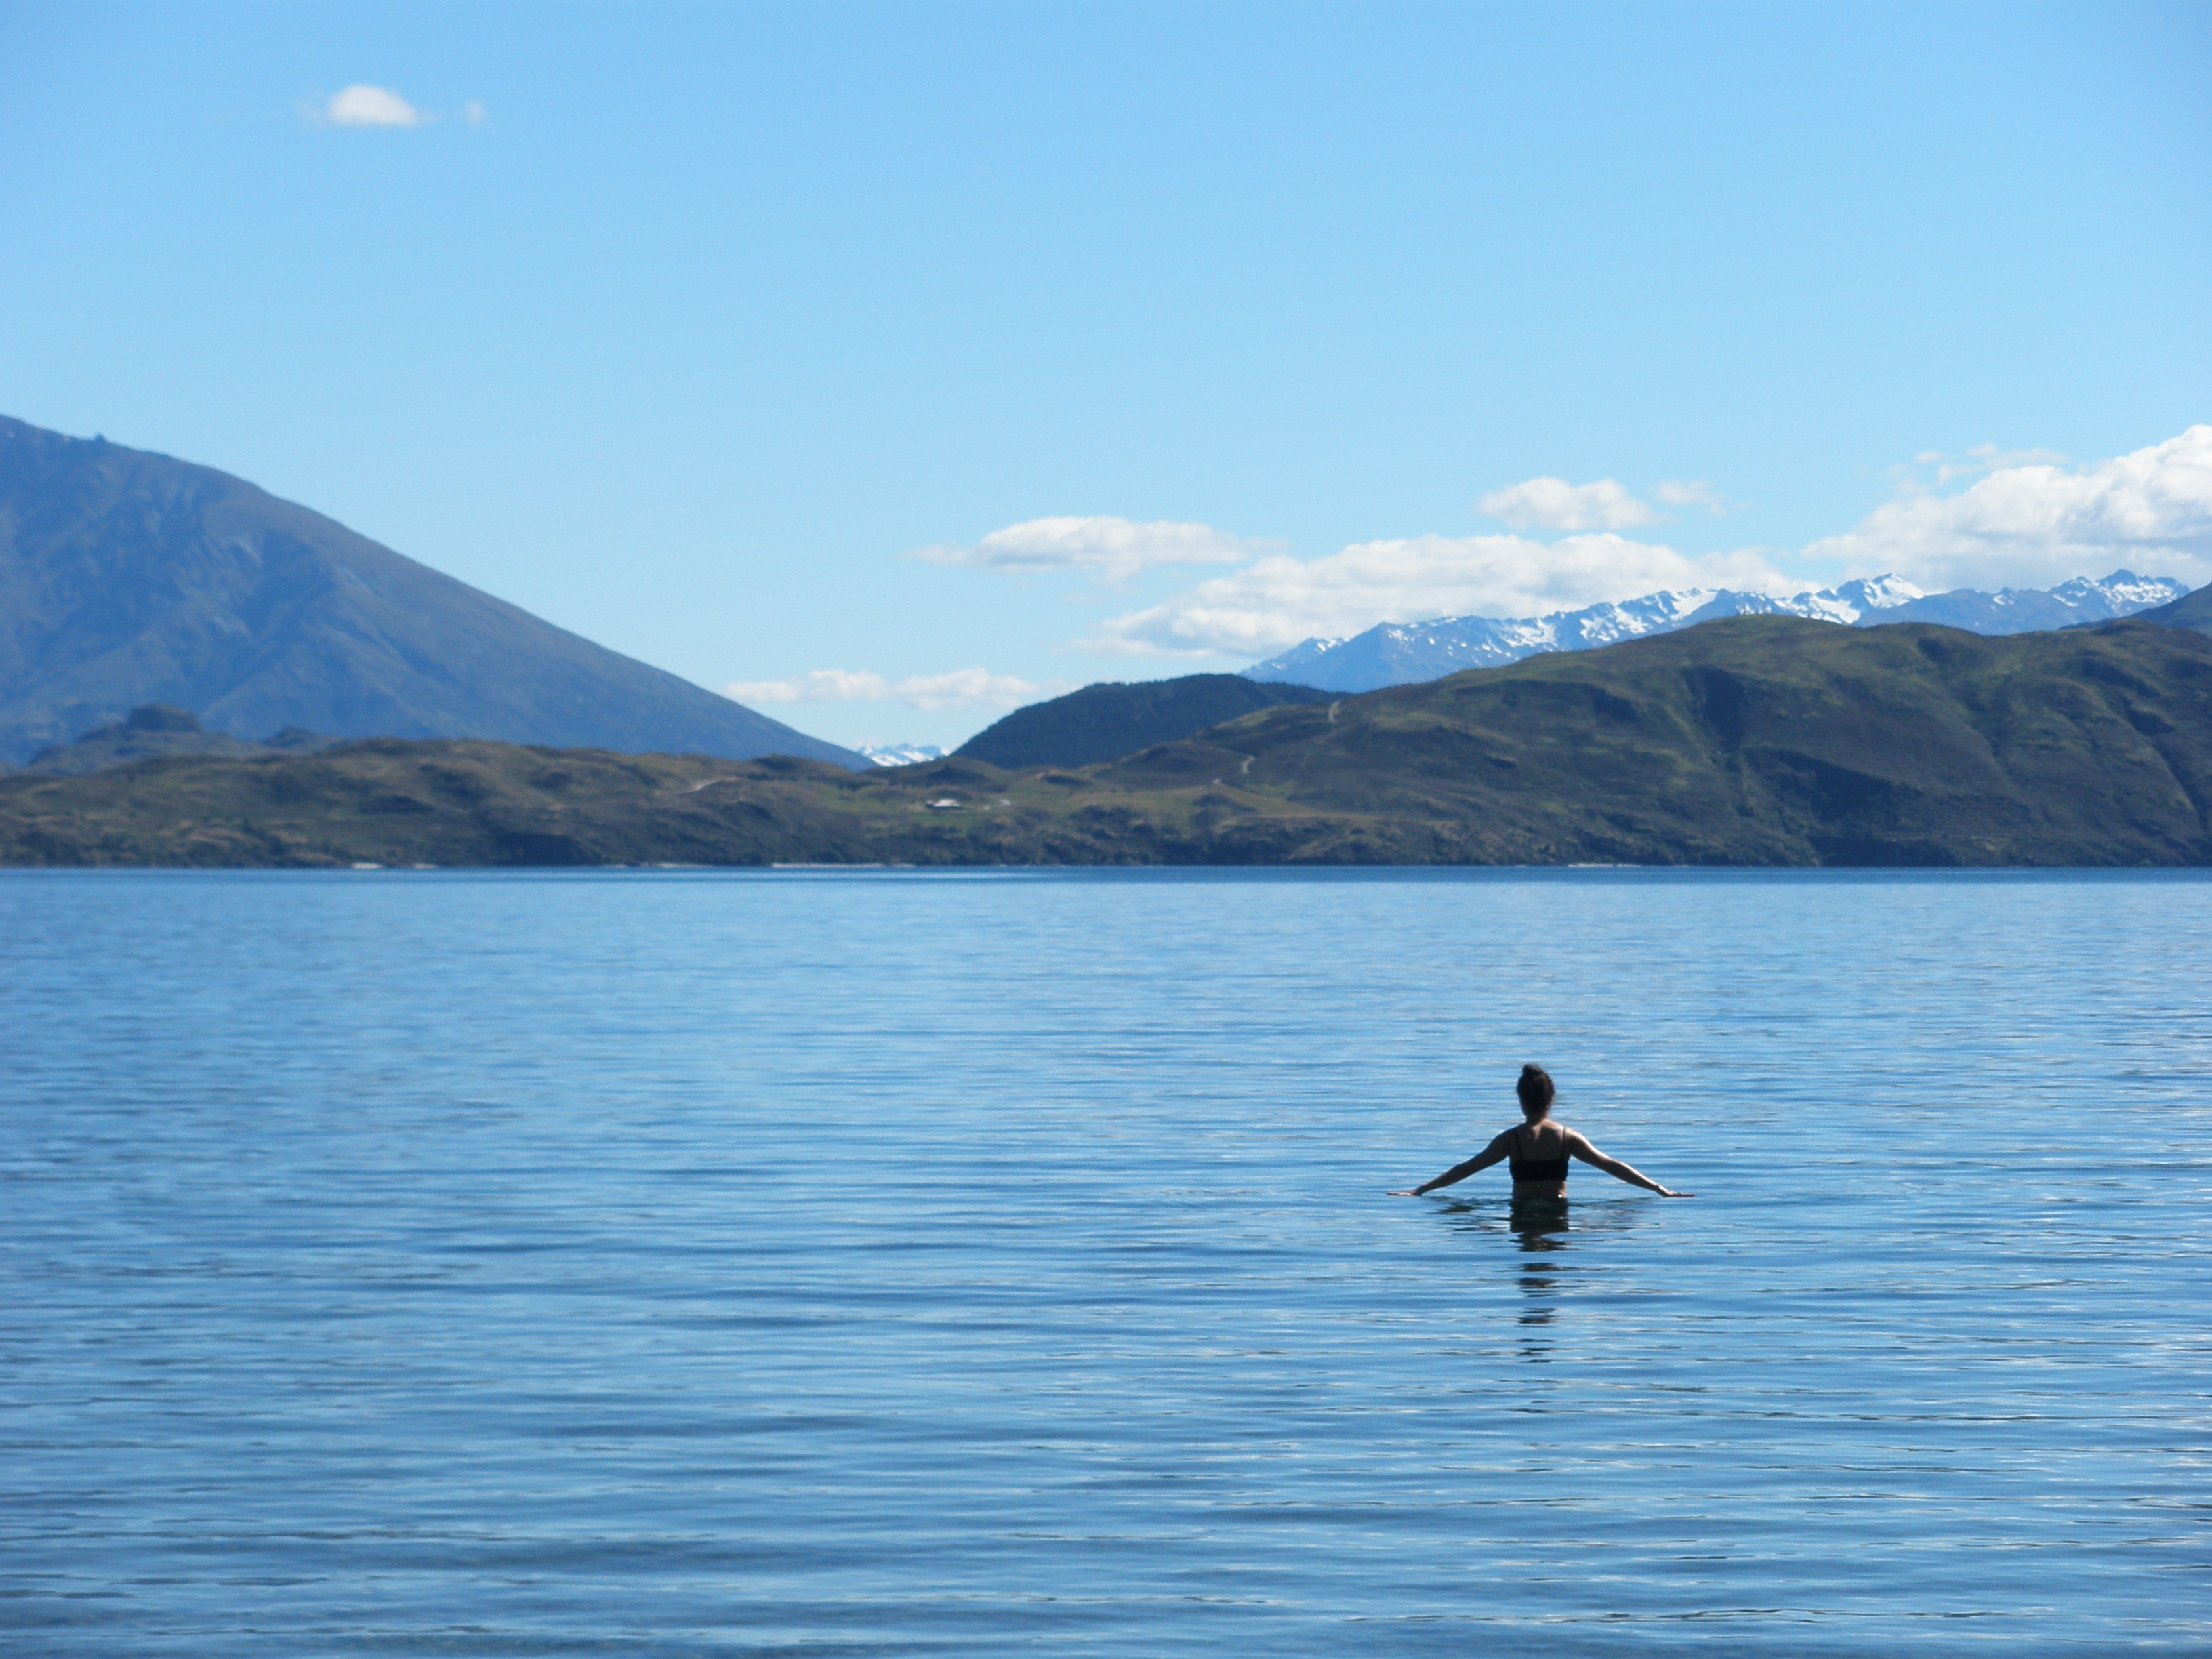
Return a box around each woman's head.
[1516,1064,1556,1118]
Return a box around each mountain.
[9,617,2208,867]
[956,674,1333,769]
[1242,571,2190,692]
[2135,579,2212,638]
[0,417,865,767]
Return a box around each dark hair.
[1516,1064,1556,1115]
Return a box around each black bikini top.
[1509,1126,1570,1184]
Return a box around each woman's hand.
[1387,1188,1425,1197]
[1657,1188,1695,1198]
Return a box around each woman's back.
[1506,1120,1572,1187]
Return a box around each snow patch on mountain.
[1242,571,2189,693]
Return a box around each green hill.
[5,616,2209,867]
[1078,614,2212,866]
[956,674,1332,769]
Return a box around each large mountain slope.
[8,617,2208,867]
[955,674,1331,769]
[0,417,863,766]
[1244,571,2189,692]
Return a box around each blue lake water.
[3,867,2209,1656]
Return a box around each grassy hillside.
[5,617,2209,867]
[956,674,1331,769]
[1098,615,2212,866]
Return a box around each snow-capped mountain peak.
[1821,574,1927,618]
[857,743,947,768]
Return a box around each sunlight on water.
[3,868,2209,1656]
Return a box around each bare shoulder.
[1562,1126,1602,1156]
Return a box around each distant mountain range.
[0,417,864,768]
[1242,571,2190,692]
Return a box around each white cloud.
[462,100,485,128]
[1479,476,1656,531]
[1904,442,2071,486]
[728,668,1069,712]
[1807,424,2212,592]
[1655,478,1729,512]
[726,670,888,705]
[319,85,428,128]
[1088,533,1792,657]
[893,668,1068,711]
[912,516,1273,583]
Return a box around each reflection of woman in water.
[1391,1064,1693,1200]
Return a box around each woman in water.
[1391,1064,1693,1200]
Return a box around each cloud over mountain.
[1479,476,1657,531]
[1087,533,1790,657]
[726,667,1068,712]
[912,516,1274,583]
[1808,425,2212,592]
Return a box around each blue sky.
[2,2,2207,749]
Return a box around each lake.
[4,867,2209,1656]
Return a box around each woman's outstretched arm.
[1567,1133,1693,1197]
[1390,1131,1512,1196]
